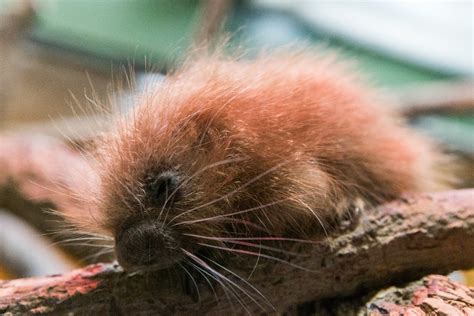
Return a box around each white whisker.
[178,263,201,304]
[197,242,314,272]
[168,161,289,225]
[200,254,275,311]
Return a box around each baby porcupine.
[61,51,447,271]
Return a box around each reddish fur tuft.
[71,50,448,243]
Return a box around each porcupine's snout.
[115,220,183,271]
[115,171,184,271]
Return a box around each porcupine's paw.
[333,197,365,233]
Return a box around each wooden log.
[296,274,474,315]
[365,275,474,316]
[0,187,472,314]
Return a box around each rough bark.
[0,187,472,315]
[294,274,474,315]
[364,275,474,316]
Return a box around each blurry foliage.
[33,0,200,69]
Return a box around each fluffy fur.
[64,51,446,270]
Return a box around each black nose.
[115,221,181,270]
[147,171,180,208]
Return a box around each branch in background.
[0,135,87,233]
[0,0,35,128]
[395,81,474,117]
[0,208,75,278]
[0,134,109,264]
[193,0,234,47]
[295,275,474,315]
[0,187,472,314]
[0,0,34,42]
[365,275,474,315]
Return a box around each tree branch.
[365,275,474,315]
[0,134,109,263]
[0,187,472,314]
[294,274,474,315]
[395,81,474,117]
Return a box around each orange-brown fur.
[65,51,445,269]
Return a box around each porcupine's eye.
[147,171,180,208]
